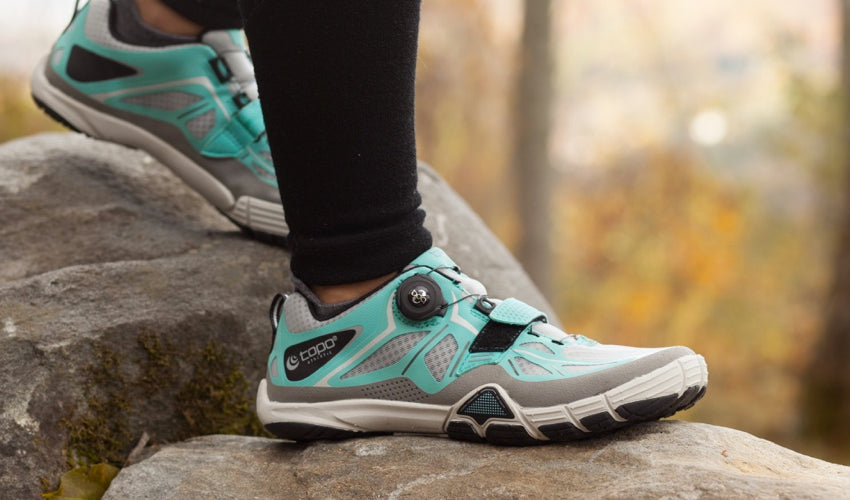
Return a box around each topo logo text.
[284,330,355,381]
[298,335,337,365]
[286,336,338,371]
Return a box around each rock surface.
[103,422,850,500]
[0,133,553,499]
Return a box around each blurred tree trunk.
[513,0,554,297]
[802,0,850,450]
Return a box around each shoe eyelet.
[473,296,495,315]
[232,92,250,109]
[209,56,233,83]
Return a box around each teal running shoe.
[257,248,708,445]
[31,0,287,241]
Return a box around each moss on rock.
[177,340,266,437]
[62,345,132,467]
[61,331,266,470]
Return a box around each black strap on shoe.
[469,322,527,353]
[469,298,546,353]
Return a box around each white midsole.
[257,385,451,434]
[31,57,287,236]
[256,354,708,440]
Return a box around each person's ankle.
[133,0,203,37]
[311,272,398,304]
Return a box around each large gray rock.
[0,132,552,498]
[103,422,850,499]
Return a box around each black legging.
[160,0,432,286]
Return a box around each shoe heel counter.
[50,1,92,79]
[268,293,286,350]
[265,293,288,380]
[57,0,92,46]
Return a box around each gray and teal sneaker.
[30,0,287,241]
[257,248,708,445]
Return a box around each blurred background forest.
[2,0,849,464]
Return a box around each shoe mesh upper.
[341,331,428,380]
[185,109,217,139]
[424,334,458,382]
[359,378,428,402]
[514,357,551,376]
[518,342,554,355]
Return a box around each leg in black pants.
[161,0,432,288]
[241,0,431,287]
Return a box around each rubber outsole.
[259,354,708,446]
[33,94,83,134]
[30,58,288,243]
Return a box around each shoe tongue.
[407,248,488,296]
[201,30,259,101]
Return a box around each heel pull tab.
[269,293,287,341]
[67,0,82,29]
